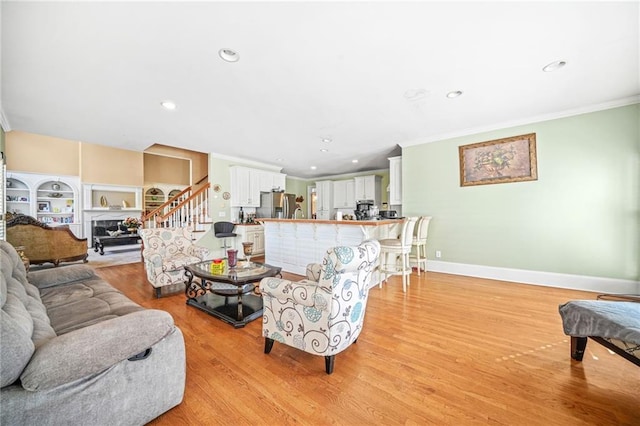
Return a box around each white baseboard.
[426,260,640,294]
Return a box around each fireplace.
[92,220,129,240]
[83,211,142,247]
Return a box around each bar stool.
[409,216,432,276]
[213,221,237,254]
[378,216,418,292]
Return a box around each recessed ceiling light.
[542,60,567,72]
[352,159,358,163]
[219,48,240,62]
[320,148,328,153]
[446,91,463,99]
[321,138,332,143]
[310,166,317,170]
[160,100,177,110]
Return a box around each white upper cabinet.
[354,175,382,206]
[333,179,355,209]
[230,166,285,207]
[388,156,402,206]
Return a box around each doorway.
[307,186,317,219]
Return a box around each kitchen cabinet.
[230,166,260,207]
[230,166,286,207]
[258,170,286,193]
[315,180,333,220]
[354,175,382,206]
[234,224,265,256]
[388,156,402,206]
[333,179,355,209]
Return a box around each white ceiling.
[2,1,639,179]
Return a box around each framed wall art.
[459,133,537,187]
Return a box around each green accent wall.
[403,104,639,281]
[286,177,309,215]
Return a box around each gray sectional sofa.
[0,240,186,425]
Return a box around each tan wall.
[6,131,80,175]
[145,144,208,184]
[80,143,144,186]
[144,153,190,185]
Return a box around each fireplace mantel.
[81,184,143,245]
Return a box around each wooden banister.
[142,183,211,229]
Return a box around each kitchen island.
[259,218,403,276]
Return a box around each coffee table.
[93,234,141,255]
[184,260,281,328]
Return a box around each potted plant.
[123,217,140,233]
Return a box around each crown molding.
[209,151,283,172]
[401,96,640,148]
[0,106,11,132]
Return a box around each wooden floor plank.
[94,262,639,425]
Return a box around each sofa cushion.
[39,276,144,335]
[20,310,176,391]
[0,309,35,387]
[0,241,56,387]
[28,265,97,289]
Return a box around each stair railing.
[143,183,210,229]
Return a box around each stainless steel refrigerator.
[257,191,297,219]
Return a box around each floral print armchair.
[259,240,380,374]
[139,227,210,297]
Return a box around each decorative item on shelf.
[49,193,63,198]
[100,195,108,207]
[213,184,221,192]
[222,191,231,200]
[122,200,129,208]
[52,182,61,191]
[296,195,304,202]
[149,188,159,195]
[37,201,50,212]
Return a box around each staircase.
[141,183,212,240]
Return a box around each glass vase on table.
[242,242,254,267]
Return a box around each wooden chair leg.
[325,355,335,374]
[264,337,275,354]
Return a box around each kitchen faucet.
[293,207,304,219]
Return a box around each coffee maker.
[354,200,375,220]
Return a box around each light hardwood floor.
[95,262,639,425]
